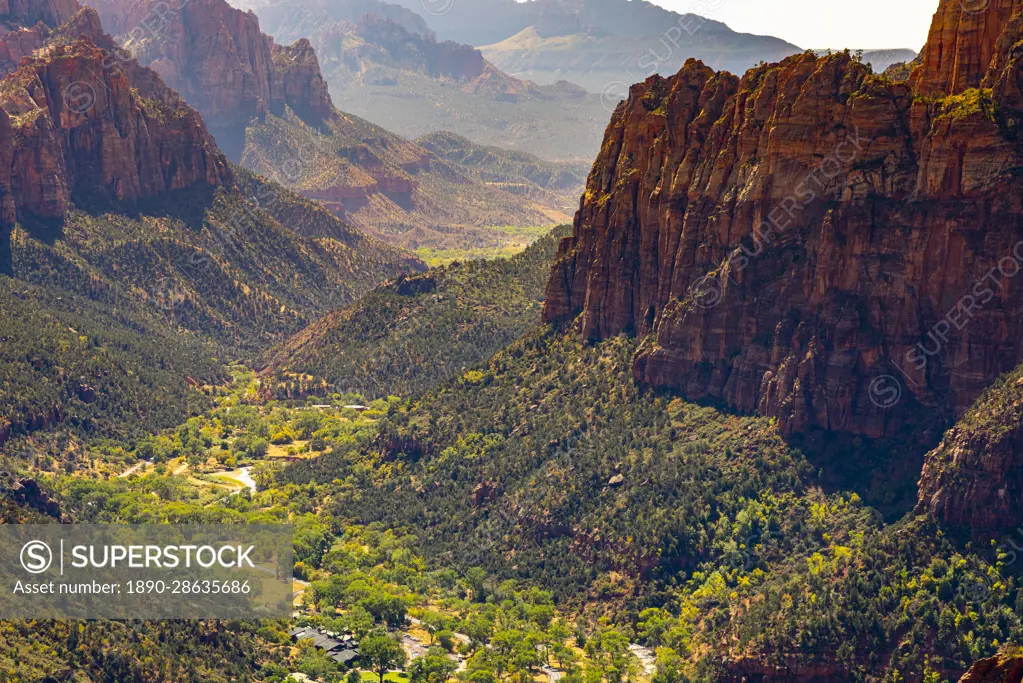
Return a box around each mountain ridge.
[82,0,569,250]
[0,3,423,445]
[230,1,612,163]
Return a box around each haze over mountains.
[83,0,578,253]
[227,0,612,163]
[224,0,861,163]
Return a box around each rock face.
[84,0,337,160]
[0,24,49,74]
[0,0,80,73]
[0,0,80,28]
[0,9,231,229]
[917,366,1023,533]
[911,0,1021,96]
[6,478,63,520]
[957,651,1023,682]
[545,0,1023,442]
[272,38,332,122]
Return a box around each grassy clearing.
[414,224,553,266]
[359,672,410,683]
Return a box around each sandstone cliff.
[0,0,79,29]
[545,0,1023,444]
[271,38,332,123]
[0,0,82,74]
[957,650,1023,682]
[0,10,231,229]
[917,362,1023,532]
[84,0,337,160]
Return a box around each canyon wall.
[0,7,231,230]
[545,0,1023,444]
[84,0,337,160]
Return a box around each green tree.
[360,629,408,683]
[652,648,688,683]
[420,610,447,645]
[409,647,458,683]
[465,567,488,603]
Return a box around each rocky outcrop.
[0,24,48,75]
[917,364,1023,532]
[0,18,231,227]
[544,0,1023,442]
[957,650,1023,682]
[6,478,63,519]
[83,0,337,160]
[911,0,1022,96]
[0,0,80,29]
[716,656,851,682]
[0,0,81,74]
[272,38,332,123]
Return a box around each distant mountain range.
[83,0,575,252]
[228,0,612,163]
[816,48,919,73]
[480,23,800,94]
[229,0,920,162]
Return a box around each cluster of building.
[289,626,361,667]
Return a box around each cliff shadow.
[0,225,10,275]
[17,214,65,246]
[786,426,945,523]
[646,383,947,523]
[72,185,218,231]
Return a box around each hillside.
[232,3,612,163]
[415,132,588,208]
[278,325,1023,681]
[862,48,919,72]
[481,24,801,94]
[261,225,571,398]
[0,5,421,447]
[242,108,565,253]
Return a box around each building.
[332,649,360,666]
[290,626,361,667]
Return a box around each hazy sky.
[643,0,937,50]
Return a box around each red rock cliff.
[956,650,1023,682]
[272,38,332,123]
[911,0,1022,96]
[0,0,80,28]
[0,10,231,227]
[0,0,81,73]
[83,0,336,160]
[544,0,1023,441]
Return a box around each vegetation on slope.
[416,131,587,207]
[242,108,565,251]
[262,226,571,399]
[0,279,222,445]
[278,328,1023,681]
[0,368,642,683]
[0,178,420,448]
